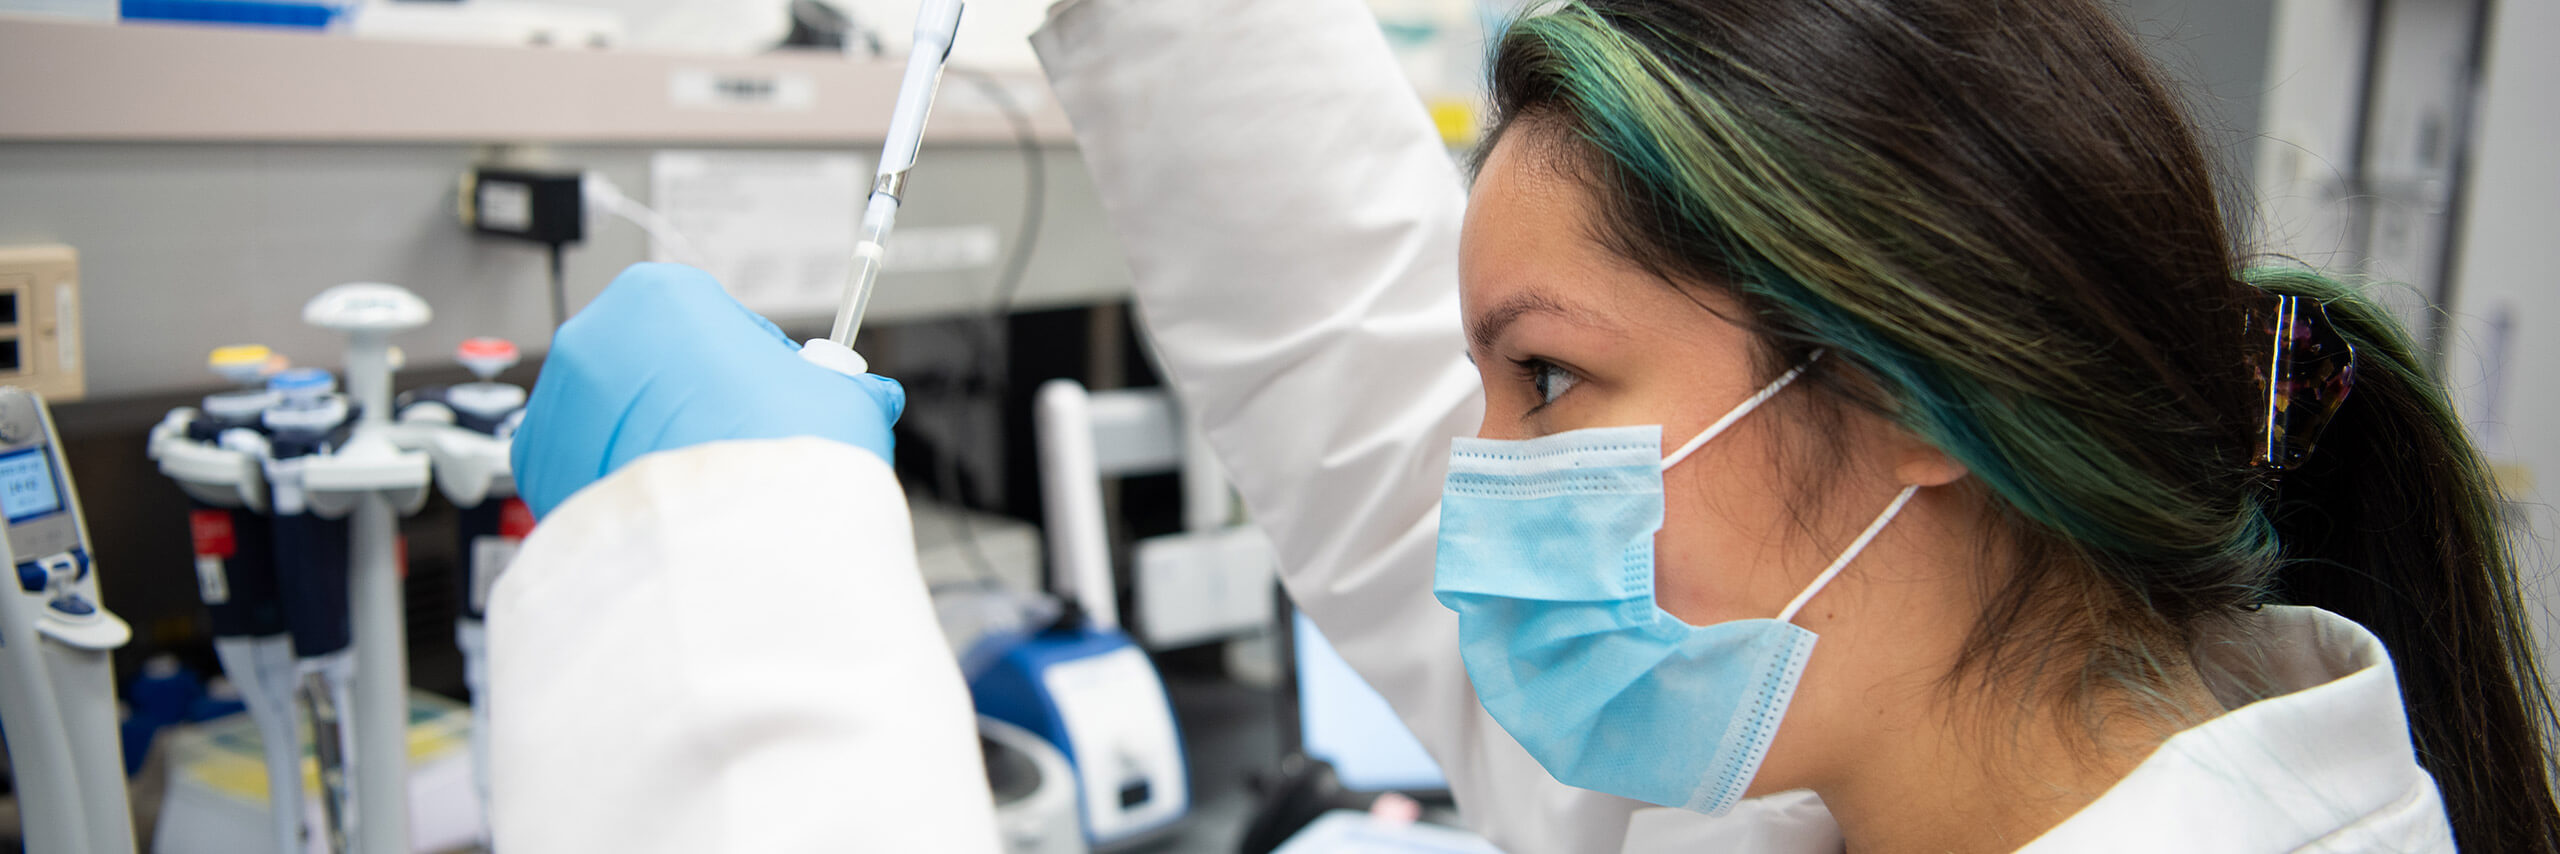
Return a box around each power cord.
[956,68,1050,327]
[580,172,711,270]
[546,244,569,329]
[936,66,1048,593]
[459,167,587,327]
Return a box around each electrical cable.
[957,69,1049,326]
[546,243,569,329]
[937,66,1047,593]
[582,173,713,270]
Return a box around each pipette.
[801,0,966,377]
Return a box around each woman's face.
[1456,129,1979,796]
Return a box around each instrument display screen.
[0,447,63,524]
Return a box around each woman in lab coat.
[1029,0,2557,851]
[490,1,2559,853]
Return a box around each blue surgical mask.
[1433,358,1918,815]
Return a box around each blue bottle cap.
[267,367,335,395]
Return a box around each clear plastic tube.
[827,0,964,349]
[829,195,901,346]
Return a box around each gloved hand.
[511,263,905,518]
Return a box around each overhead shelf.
[0,15,1074,144]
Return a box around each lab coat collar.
[2017,605,2454,852]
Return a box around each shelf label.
[669,69,817,112]
[477,181,531,231]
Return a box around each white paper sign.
[649,150,867,317]
[885,225,1002,274]
[667,69,817,112]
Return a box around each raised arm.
[1030,3,1705,851]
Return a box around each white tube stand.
[348,486,405,854]
[1033,379,1118,629]
[36,381,139,854]
[0,554,138,854]
[42,631,134,854]
[302,284,433,854]
[0,553,89,854]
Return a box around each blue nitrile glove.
[511,263,905,518]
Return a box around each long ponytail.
[2247,268,2560,850]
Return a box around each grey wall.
[2110,0,2282,195]
[1,3,2282,402]
[2444,0,2560,696]
[0,141,1129,401]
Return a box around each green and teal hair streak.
[1482,1,2557,849]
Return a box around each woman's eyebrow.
[1467,290,1604,352]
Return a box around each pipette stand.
[300,284,433,854]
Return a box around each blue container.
[121,0,338,29]
[968,621,1189,843]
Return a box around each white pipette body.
[819,0,965,361]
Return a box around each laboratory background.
[0,0,2550,851]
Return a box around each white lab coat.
[488,0,2453,851]
[486,439,1003,854]
[489,446,2451,853]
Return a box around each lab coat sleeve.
[1032,3,1845,852]
[486,437,1001,854]
[1031,3,1643,852]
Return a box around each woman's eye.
[1521,359,1580,407]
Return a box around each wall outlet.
[0,246,86,402]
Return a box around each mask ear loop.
[1661,351,1827,471]
[1775,484,1920,624]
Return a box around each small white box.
[1134,525,1277,649]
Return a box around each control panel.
[0,246,86,402]
[0,389,89,613]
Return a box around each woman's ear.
[1892,433,1969,488]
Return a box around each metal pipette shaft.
[829,0,966,348]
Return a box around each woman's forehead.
[1462,135,1743,339]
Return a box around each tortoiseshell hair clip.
[2246,294,2357,473]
